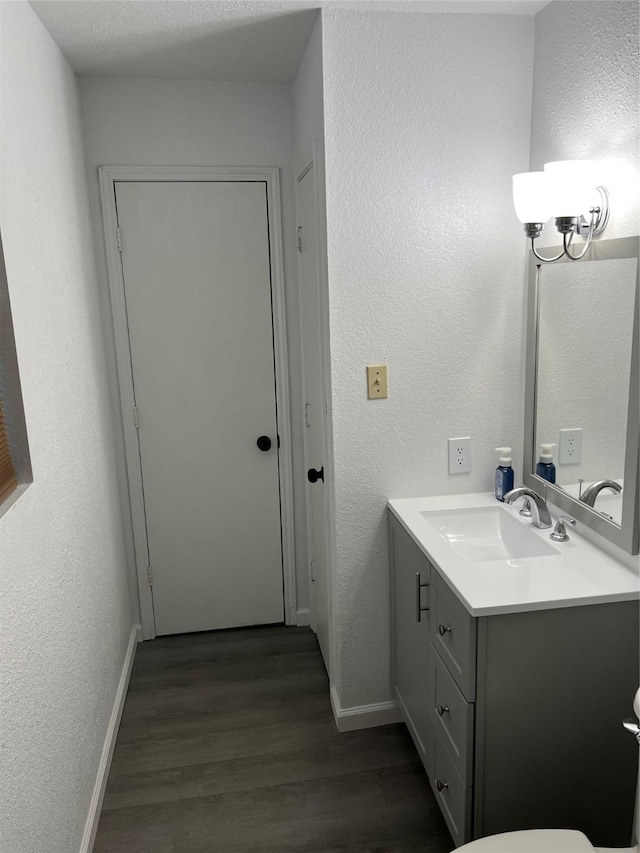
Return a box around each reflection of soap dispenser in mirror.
[536,443,557,484]
[495,447,514,502]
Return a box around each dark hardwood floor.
[94,625,453,852]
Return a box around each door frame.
[295,157,317,635]
[98,165,296,639]
[294,146,336,683]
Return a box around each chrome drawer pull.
[437,704,449,717]
[436,780,448,792]
[415,573,429,623]
[438,624,451,636]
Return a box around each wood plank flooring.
[94,625,453,852]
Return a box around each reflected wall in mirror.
[524,236,640,555]
[535,257,637,527]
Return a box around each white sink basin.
[421,506,560,562]
[388,493,640,616]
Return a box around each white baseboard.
[80,624,140,853]
[330,684,402,732]
[296,607,310,626]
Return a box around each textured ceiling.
[30,1,550,83]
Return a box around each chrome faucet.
[580,479,622,508]
[504,486,553,529]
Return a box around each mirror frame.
[524,236,640,556]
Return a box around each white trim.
[264,170,297,626]
[294,145,336,689]
[0,482,31,522]
[294,153,317,637]
[98,168,155,639]
[308,142,339,701]
[296,607,310,626]
[330,684,402,733]
[80,624,139,853]
[98,165,297,636]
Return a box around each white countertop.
[388,492,640,617]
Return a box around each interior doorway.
[99,167,296,638]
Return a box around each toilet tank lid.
[455,829,595,852]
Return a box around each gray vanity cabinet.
[389,512,434,778]
[389,511,639,849]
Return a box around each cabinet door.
[390,513,434,777]
[474,602,640,846]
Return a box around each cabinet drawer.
[431,569,477,700]
[430,729,472,847]
[430,647,474,784]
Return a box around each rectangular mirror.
[524,236,640,555]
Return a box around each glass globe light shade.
[544,160,598,218]
[512,172,551,224]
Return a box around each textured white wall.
[536,257,637,485]
[321,10,534,708]
[0,4,133,852]
[531,1,640,245]
[79,78,309,616]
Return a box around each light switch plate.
[367,364,388,399]
[559,428,582,465]
[448,437,471,474]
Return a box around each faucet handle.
[518,497,532,518]
[550,516,575,542]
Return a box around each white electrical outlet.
[448,437,471,474]
[559,428,582,465]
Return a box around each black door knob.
[256,436,272,452]
[307,467,324,484]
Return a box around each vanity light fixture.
[513,160,610,263]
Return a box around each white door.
[116,181,284,636]
[297,165,330,671]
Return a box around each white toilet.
[454,690,640,853]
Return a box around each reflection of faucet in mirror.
[504,487,553,529]
[580,479,622,509]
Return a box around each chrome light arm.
[562,215,595,261]
[526,186,610,264]
[529,232,570,264]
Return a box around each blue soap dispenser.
[495,447,514,502]
[536,443,557,484]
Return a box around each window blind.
[0,391,17,502]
